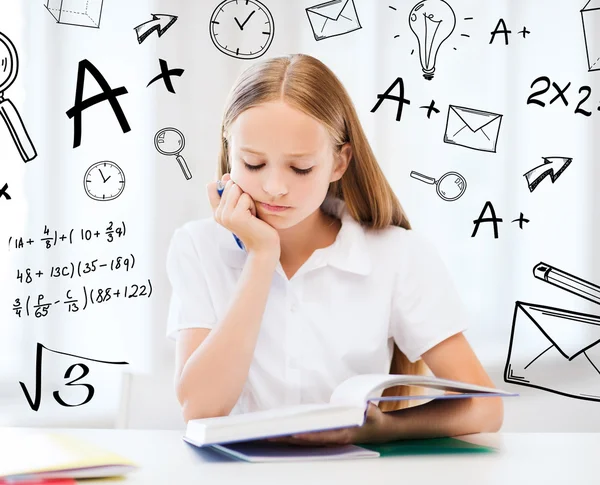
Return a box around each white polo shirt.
[165,196,468,415]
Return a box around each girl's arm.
[175,250,279,422]
[377,332,504,440]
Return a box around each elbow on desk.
[175,381,230,423]
[476,396,504,433]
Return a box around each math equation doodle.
[8,222,127,250]
[13,279,153,318]
[19,342,128,412]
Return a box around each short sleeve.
[390,231,469,363]
[165,227,218,341]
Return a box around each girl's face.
[227,100,349,229]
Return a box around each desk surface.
[3,428,598,485]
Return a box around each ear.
[331,143,352,182]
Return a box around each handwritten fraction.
[8,222,126,250]
[12,280,153,318]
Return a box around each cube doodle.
[45,0,104,29]
[581,0,600,72]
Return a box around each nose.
[261,172,288,198]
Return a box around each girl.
[166,53,503,446]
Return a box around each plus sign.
[36,270,43,278]
[26,239,34,245]
[0,183,10,200]
[114,289,121,297]
[60,234,67,241]
[147,58,185,94]
[94,231,100,238]
[419,100,440,119]
[511,212,530,229]
[518,27,530,38]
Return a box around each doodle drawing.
[0,32,37,162]
[581,0,600,72]
[410,170,466,201]
[504,262,600,402]
[154,127,192,180]
[408,0,456,80]
[134,14,178,44]
[443,105,503,153]
[523,157,572,193]
[306,0,361,41]
[45,0,104,29]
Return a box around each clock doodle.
[209,0,275,59]
[84,161,125,201]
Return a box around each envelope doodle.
[504,262,600,402]
[443,105,503,153]
[306,0,362,41]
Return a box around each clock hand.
[234,16,243,30]
[239,10,256,30]
[98,169,111,183]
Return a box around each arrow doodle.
[523,156,572,192]
[134,14,178,44]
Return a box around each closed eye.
[243,162,313,176]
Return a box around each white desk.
[4,428,598,485]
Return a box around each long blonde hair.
[217,54,428,412]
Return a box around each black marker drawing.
[154,127,192,180]
[0,32,37,162]
[410,170,466,201]
[19,342,128,411]
[209,0,275,59]
[45,0,104,28]
[504,262,600,402]
[147,59,184,94]
[444,105,503,153]
[0,182,10,200]
[134,14,178,44]
[419,99,440,118]
[524,157,572,193]
[582,1,600,72]
[526,76,599,118]
[511,212,530,229]
[66,59,131,149]
[306,0,361,41]
[84,161,125,201]
[409,0,456,80]
[471,201,503,238]
[8,221,126,251]
[370,77,411,122]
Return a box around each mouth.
[260,202,291,212]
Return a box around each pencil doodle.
[443,105,503,153]
[45,0,104,29]
[0,183,10,200]
[504,262,600,402]
[408,0,456,80]
[209,0,274,59]
[147,59,184,94]
[527,76,600,117]
[84,161,125,201]
[306,0,361,41]
[410,170,466,201]
[134,13,178,44]
[66,59,131,149]
[581,1,600,72]
[154,127,192,180]
[523,157,572,193]
[0,31,37,162]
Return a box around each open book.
[184,374,518,448]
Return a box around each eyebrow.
[239,147,315,159]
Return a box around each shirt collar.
[217,196,372,277]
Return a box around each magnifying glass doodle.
[0,31,37,162]
[410,170,467,201]
[154,127,192,180]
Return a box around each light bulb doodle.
[408,0,456,80]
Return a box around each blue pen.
[216,180,246,251]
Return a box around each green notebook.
[360,437,496,457]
